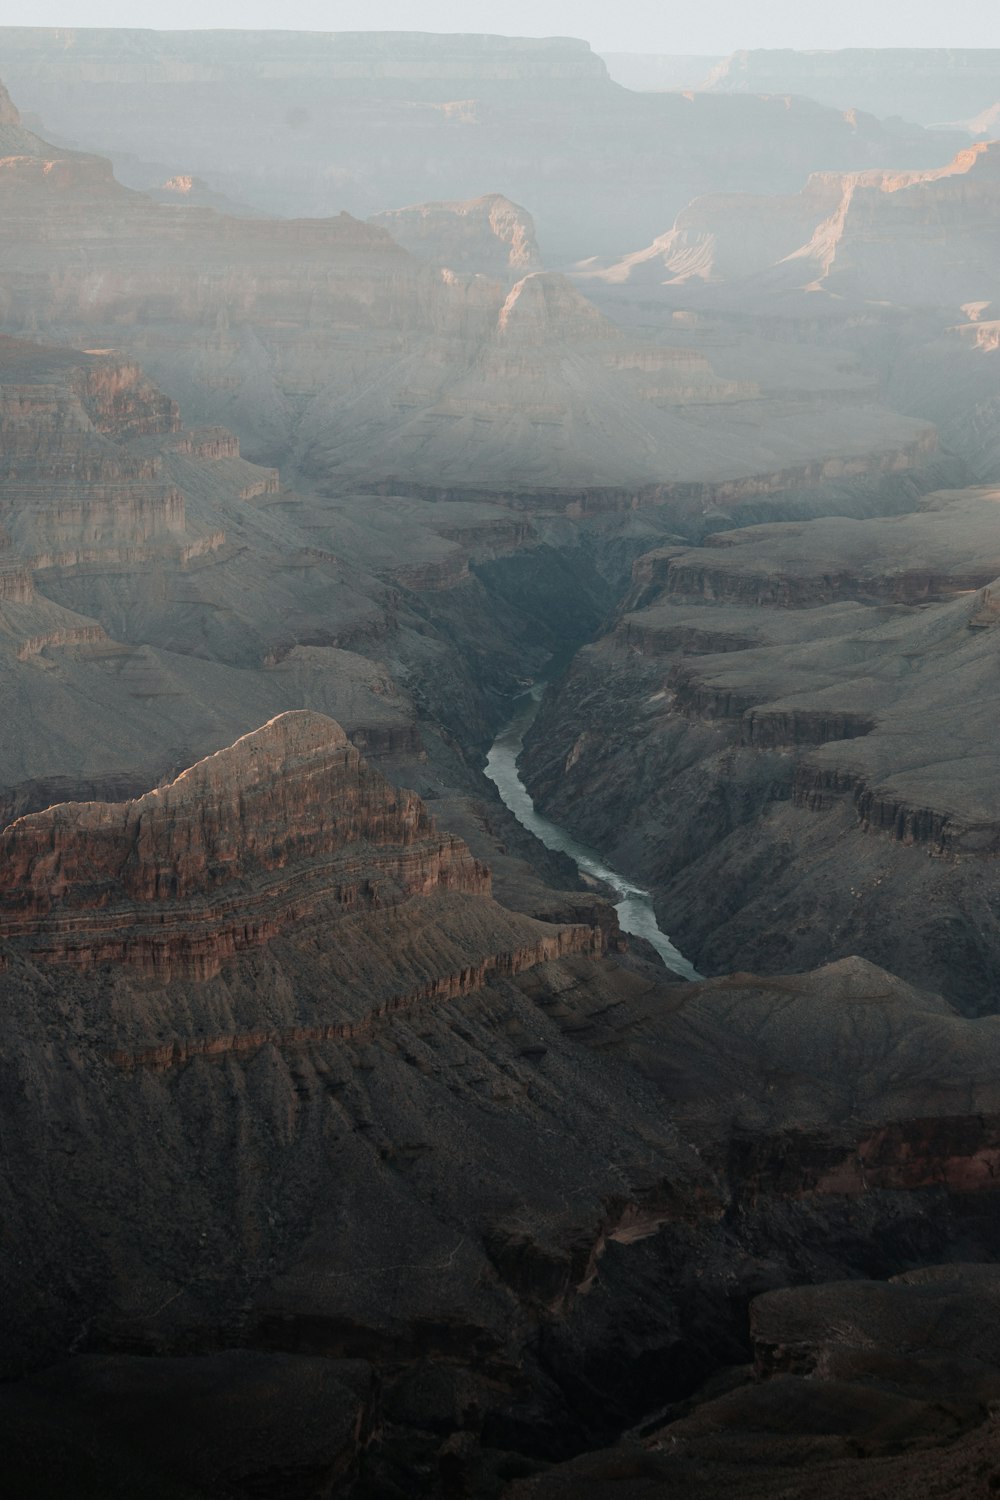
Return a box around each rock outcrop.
[0,712,502,978]
[371,193,541,277]
[1,41,1000,1498]
[586,176,845,287]
[0,31,960,262]
[590,139,1000,310]
[3,895,1000,1494]
[512,1262,1000,1499]
[784,141,1000,307]
[522,488,1000,1010]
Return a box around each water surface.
[485,685,701,980]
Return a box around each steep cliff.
[592,139,1000,311]
[0,712,507,978]
[4,887,1000,1494]
[785,141,1000,307]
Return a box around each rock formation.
[784,141,1000,308]
[0,30,961,262]
[142,173,264,216]
[521,487,1000,1010]
[585,177,844,286]
[0,81,947,500]
[0,712,503,979]
[3,818,1000,1494]
[0,317,648,823]
[371,193,541,277]
[511,1263,1000,1497]
[590,139,1000,311]
[1,37,1000,1498]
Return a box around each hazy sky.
[7,0,1000,54]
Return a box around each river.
[484,684,701,980]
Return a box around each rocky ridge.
[0,712,510,979]
[587,139,1000,310]
[704,47,1000,125]
[4,859,1000,1495]
[1,41,1000,1497]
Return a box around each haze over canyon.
[1,23,1000,1500]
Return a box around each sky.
[6,0,1000,54]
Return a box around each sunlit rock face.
[591,140,1000,310]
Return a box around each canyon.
[0,29,999,1499]
[521,488,1000,1011]
[0,29,964,262]
[4,725,1000,1496]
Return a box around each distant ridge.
[705,47,1000,125]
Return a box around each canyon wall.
[0,31,961,262]
[522,489,1000,1010]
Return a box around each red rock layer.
[0,711,490,978]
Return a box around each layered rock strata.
[522,488,1000,1009]
[0,33,959,261]
[0,712,510,979]
[4,903,1000,1494]
[590,139,1000,310]
[0,82,942,500]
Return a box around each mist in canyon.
[2,17,1000,1500]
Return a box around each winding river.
[485,684,701,980]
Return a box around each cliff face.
[0,333,285,584]
[0,323,630,832]
[0,711,498,978]
[593,139,1000,309]
[0,329,411,817]
[629,493,1000,610]
[525,1261,1000,1498]
[590,176,845,287]
[0,29,610,86]
[0,80,17,125]
[4,895,1000,1493]
[0,82,944,497]
[0,32,959,263]
[783,141,1000,306]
